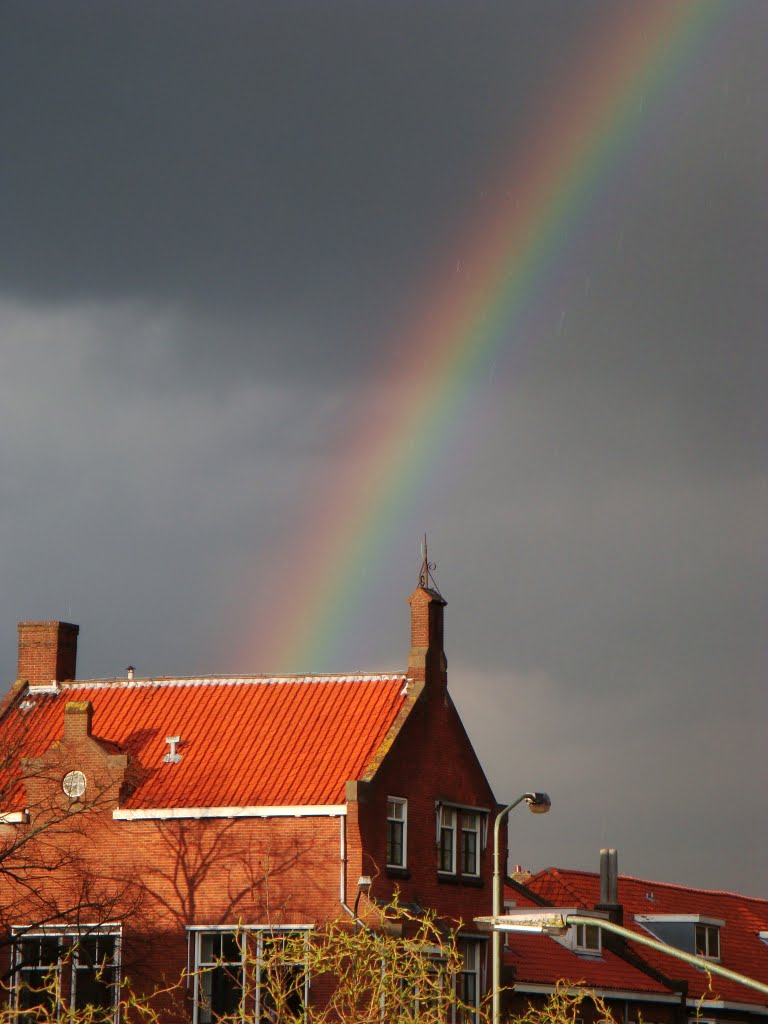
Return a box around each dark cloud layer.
[1,2,766,894]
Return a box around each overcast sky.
[1,1,766,896]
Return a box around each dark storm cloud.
[2,1,603,380]
[1,1,766,894]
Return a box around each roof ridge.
[55,673,408,692]
[545,868,768,905]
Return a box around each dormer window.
[695,924,720,960]
[548,910,606,957]
[575,922,601,953]
[636,914,723,961]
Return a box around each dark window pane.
[462,830,477,874]
[75,936,117,1011]
[439,828,454,871]
[387,820,404,866]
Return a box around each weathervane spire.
[419,533,440,594]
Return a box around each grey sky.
[1,1,766,895]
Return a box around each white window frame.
[188,925,311,1024]
[695,923,720,961]
[12,924,122,1020]
[386,797,407,869]
[574,922,601,953]
[438,806,457,874]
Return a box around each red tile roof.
[524,869,768,1007]
[503,884,672,995]
[2,674,410,810]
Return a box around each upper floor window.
[461,813,480,877]
[190,927,308,1024]
[574,922,601,953]
[438,807,457,873]
[387,797,407,868]
[13,928,120,1023]
[436,803,488,878]
[695,924,720,960]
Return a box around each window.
[195,931,244,1023]
[438,807,457,873]
[456,941,480,1024]
[387,797,407,868]
[15,936,59,1022]
[436,804,488,878]
[13,928,120,1022]
[695,924,720,960]
[191,928,308,1024]
[574,923,601,953]
[637,915,724,959]
[461,813,480,876]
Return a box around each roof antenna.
[419,533,441,594]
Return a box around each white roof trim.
[691,1000,768,1015]
[512,984,676,1003]
[636,913,725,927]
[113,804,347,821]
[0,811,29,824]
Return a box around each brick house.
[502,852,768,1024]
[0,576,499,1021]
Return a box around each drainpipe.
[339,815,355,918]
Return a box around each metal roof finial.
[419,533,439,592]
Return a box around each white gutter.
[513,984,677,1004]
[113,804,347,821]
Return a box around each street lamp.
[478,909,768,999]
[353,875,372,935]
[492,793,551,1024]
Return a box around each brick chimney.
[17,621,79,686]
[63,700,93,741]
[407,585,447,684]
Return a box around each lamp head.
[357,875,372,889]
[524,792,551,814]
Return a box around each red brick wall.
[350,670,500,956]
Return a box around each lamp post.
[492,793,551,1024]
[477,909,768,999]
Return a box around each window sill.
[437,872,484,887]
[386,865,411,879]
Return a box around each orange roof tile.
[2,674,410,810]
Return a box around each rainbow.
[244,0,729,672]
